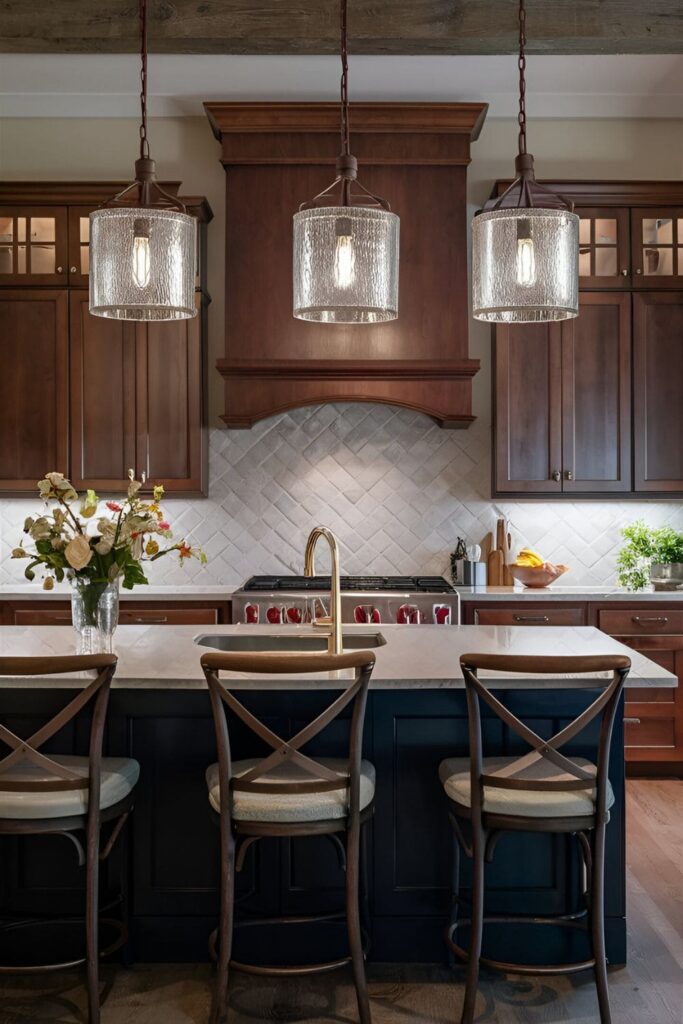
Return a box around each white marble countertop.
[456,585,683,602]
[0,623,673,691]
[0,584,236,601]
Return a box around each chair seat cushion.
[439,756,614,819]
[206,758,376,823]
[0,755,140,820]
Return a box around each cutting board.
[487,548,504,586]
[496,517,514,586]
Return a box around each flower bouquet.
[12,471,206,650]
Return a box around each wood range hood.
[205,102,487,428]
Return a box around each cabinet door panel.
[494,323,562,493]
[136,306,204,494]
[561,292,631,492]
[633,292,683,491]
[0,206,68,286]
[576,207,630,288]
[0,290,68,491]
[631,208,683,289]
[69,291,136,490]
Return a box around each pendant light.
[471,0,579,323]
[89,0,197,321]
[293,0,399,324]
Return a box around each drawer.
[599,609,683,635]
[118,607,219,626]
[474,607,586,627]
[13,608,73,626]
[624,713,676,749]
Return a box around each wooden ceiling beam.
[0,1,682,55]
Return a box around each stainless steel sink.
[194,632,386,653]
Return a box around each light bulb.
[132,218,151,289]
[516,218,535,287]
[334,232,355,289]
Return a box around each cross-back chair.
[0,654,139,1024]
[441,652,631,1024]
[201,649,376,1024]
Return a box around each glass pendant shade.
[472,206,579,324]
[89,207,197,321]
[293,206,399,324]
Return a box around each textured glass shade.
[472,207,579,323]
[293,206,399,323]
[89,207,197,321]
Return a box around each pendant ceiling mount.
[471,0,579,324]
[89,0,197,322]
[293,0,399,324]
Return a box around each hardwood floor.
[1,780,682,1023]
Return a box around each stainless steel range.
[232,575,459,626]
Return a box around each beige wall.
[2,114,682,424]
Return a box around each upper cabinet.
[0,183,211,497]
[490,180,683,499]
[205,102,487,428]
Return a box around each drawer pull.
[631,616,668,626]
[131,616,168,624]
[513,615,550,624]
[624,718,641,726]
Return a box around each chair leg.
[460,824,485,1024]
[447,820,462,963]
[346,822,372,1024]
[211,828,236,1024]
[590,824,612,1024]
[85,820,100,1024]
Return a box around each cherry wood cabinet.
[1,599,232,626]
[0,183,211,496]
[0,290,68,493]
[631,207,683,288]
[494,292,631,495]
[577,207,630,289]
[633,291,683,492]
[70,292,205,493]
[206,102,486,428]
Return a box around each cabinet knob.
[621,269,628,276]
[56,266,63,273]
[70,266,77,273]
[552,470,561,482]
[635,268,642,274]
[565,469,573,481]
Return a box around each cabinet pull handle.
[141,470,147,484]
[624,718,641,726]
[565,469,573,481]
[513,614,550,624]
[130,616,168,624]
[552,469,561,482]
[631,616,668,625]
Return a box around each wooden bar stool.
[0,655,139,1024]
[201,649,376,1024]
[440,653,630,1024]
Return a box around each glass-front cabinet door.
[576,207,630,288]
[631,208,683,288]
[0,207,68,285]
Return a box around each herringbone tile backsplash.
[2,403,682,588]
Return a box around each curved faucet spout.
[304,526,343,656]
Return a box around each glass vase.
[70,578,120,654]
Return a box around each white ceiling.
[1,53,682,119]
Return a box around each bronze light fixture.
[89,0,197,321]
[292,0,400,323]
[471,0,579,323]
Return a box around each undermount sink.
[194,631,386,653]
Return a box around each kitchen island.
[0,624,674,969]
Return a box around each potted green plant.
[11,471,207,651]
[616,520,683,591]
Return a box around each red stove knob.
[433,604,452,625]
[266,606,282,624]
[245,603,260,624]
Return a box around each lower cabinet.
[0,600,232,627]
[463,599,683,772]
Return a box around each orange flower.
[178,544,192,559]
[106,501,122,512]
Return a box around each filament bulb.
[334,218,356,289]
[132,218,151,289]
[516,219,535,287]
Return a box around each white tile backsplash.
[2,403,682,589]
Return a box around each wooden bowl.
[509,564,569,589]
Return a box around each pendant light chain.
[139,0,150,162]
[340,0,350,158]
[517,0,527,157]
